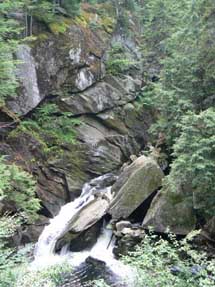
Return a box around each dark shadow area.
[128,189,158,223]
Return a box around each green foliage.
[48,20,69,34]
[0,157,40,222]
[34,103,81,145]
[122,230,215,287]
[16,262,72,287]
[139,0,215,142]
[136,0,215,216]
[61,0,81,16]
[0,215,33,287]
[106,42,136,76]
[149,83,194,147]
[166,108,215,215]
[0,216,21,271]
[140,0,188,74]
[92,231,215,287]
[23,0,54,23]
[0,0,23,105]
[16,103,81,158]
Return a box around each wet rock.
[89,173,117,189]
[36,167,68,216]
[56,221,102,253]
[109,155,164,219]
[6,22,109,116]
[33,24,106,98]
[67,196,112,233]
[2,16,153,227]
[97,103,153,153]
[21,215,50,244]
[70,257,120,287]
[54,175,115,250]
[142,189,196,235]
[115,221,132,233]
[114,221,145,257]
[69,221,103,252]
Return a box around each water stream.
[32,174,135,286]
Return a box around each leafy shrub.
[0,0,23,105]
[15,103,81,156]
[107,58,134,76]
[106,42,136,76]
[92,231,215,287]
[31,103,81,144]
[123,230,215,287]
[16,262,72,287]
[0,215,33,287]
[0,157,40,222]
[61,0,81,17]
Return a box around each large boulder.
[202,217,215,242]
[114,221,145,257]
[109,155,164,219]
[7,45,42,115]
[67,196,111,233]
[142,189,196,235]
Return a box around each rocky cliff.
[0,3,213,246]
[0,4,154,243]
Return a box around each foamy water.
[32,174,135,286]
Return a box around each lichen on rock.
[109,155,164,220]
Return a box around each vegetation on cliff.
[0,0,214,286]
[0,0,22,105]
[137,0,215,216]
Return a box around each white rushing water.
[32,173,135,285]
[33,174,115,267]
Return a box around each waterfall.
[33,173,135,286]
[33,174,115,266]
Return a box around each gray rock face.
[60,76,138,115]
[67,197,111,233]
[68,221,102,252]
[202,217,215,241]
[6,24,107,116]
[76,117,123,174]
[21,215,50,244]
[75,68,96,91]
[114,221,145,256]
[142,190,196,235]
[109,155,164,219]
[32,24,106,98]
[3,18,154,219]
[7,45,42,115]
